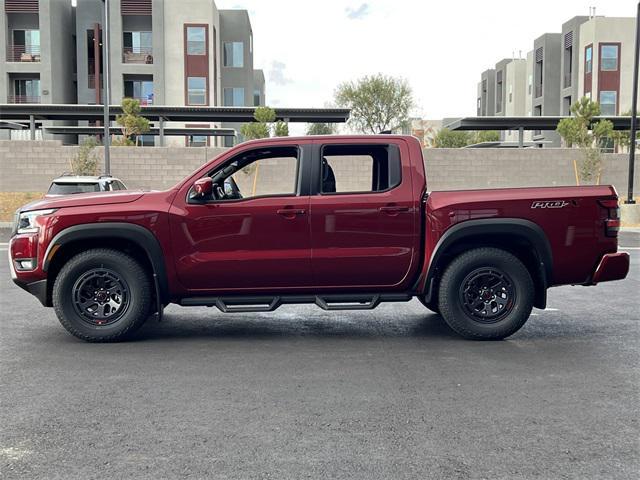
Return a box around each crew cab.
[9,135,630,342]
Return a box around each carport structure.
[0,104,351,144]
[445,116,634,148]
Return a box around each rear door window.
[320,144,401,194]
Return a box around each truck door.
[169,145,313,292]
[309,140,419,289]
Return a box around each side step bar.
[179,293,413,313]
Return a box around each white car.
[45,175,127,197]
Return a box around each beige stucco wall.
[504,59,529,143]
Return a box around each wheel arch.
[43,223,169,308]
[423,219,553,309]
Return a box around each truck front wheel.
[438,247,534,340]
[52,248,152,342]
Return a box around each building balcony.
[123,47,153,64]
[131,96,153,105]
[7,44,40,62]
[8,95,41,104]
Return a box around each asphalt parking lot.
[1,231,639,479]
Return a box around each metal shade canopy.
[0,104,351,123]
[444,116,635,131]
[43,126,237,137]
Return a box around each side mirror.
[193,177,213,198]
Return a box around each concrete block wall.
[0,141,226,192]
[1,141,638,197]
[423,148,637,193]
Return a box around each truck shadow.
[132,312,462,342]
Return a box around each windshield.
[48,182,101,195]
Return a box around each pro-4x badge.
[531,200,570,209]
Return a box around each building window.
[253,89,261,106]
[527,74,532,95]
[600,45,619,71]
[495,71,503,113]
[508,84,513,103]
[599,91,617,116]
[124,79,154,104]
[13,78,41,103]
[11,29,40,61]
[187,77,207,105]
[136,135,155,147]
[224,87,245,106]
[186,26,206,55]
[223,42,244,67]
[123,31,152,63]
[585,46,592,73]
[188,135,208,147]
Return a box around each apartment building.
[560,16,590,115]
[2,0,265,145]
[0,0,75,139]
[577,16,637,117]
[530,33,562,146]
[474,12,638,147]
[476,69,495,116]
[503,58,528,143]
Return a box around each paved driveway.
[1,234,638,479]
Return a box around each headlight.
[16,209,57,234]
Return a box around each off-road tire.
[53,248,151,342]
[438,247,534,340]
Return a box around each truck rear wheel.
[438,247,534,340]
[52,248,152,342]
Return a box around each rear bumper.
[589,252,630,285]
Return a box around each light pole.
[102,0,111,175]
[627,1,640,204]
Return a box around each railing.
[535,85,543,98]
[132,96,153,105]
[87,60,103,89]
[563,73,572,88]
[8,95,41,104]
[123,47,153,64]
[7,44,40,62]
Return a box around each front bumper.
[12,277,49,306]
[590,252,630,285]
[9,235,49,306]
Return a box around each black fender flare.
[43,222,170,305]
[423,218,553,308]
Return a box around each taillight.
[599,199,620,237]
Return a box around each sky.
[216,0,634,126]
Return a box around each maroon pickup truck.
[9,135,630,342]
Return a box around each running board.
[179,293,412,313]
